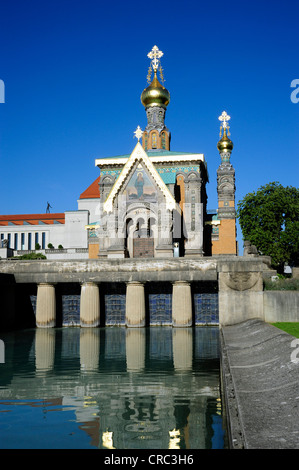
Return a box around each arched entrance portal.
[125,212,157,258]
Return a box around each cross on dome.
[218,111,231,128]
[147,45,163,72]
[218,111,231,137]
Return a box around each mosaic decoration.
[194,293,219,325]
[62,295,81,326]
[149,293,172,325]
[122,166,158,202]
[100,169,122,178]
[157,166,200,184]
[105,294,126,325]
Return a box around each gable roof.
[103,142,177,213]
[79,175,101,199]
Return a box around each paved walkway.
[221,318,299,449]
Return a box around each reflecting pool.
[0,327,227,449]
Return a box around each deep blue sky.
[0,0,298,250]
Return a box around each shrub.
[264,278,299,291]
[47,243,54,249]
[11,253,47,260]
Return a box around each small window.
[21,233,25,250]
[42,232,46,249]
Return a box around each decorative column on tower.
[141,46,171,151]
[212,111,237,255]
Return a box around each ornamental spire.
[217,111,234,162]
[134,125,143,142]
[218,111,231,138]
[146,45,165,85]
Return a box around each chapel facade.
[87,46,237,259]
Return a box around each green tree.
[237,182,299,273]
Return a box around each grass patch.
[271,322,299,338]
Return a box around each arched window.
[143,132,148,150]
[151,132,158,149]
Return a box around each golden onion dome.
[217,128,234,153]
[141,72,170,109]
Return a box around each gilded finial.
[134,126,143,142]
[217,111,233,159]
[147,45,165,83]
[218,111,231,138]
[141,46,170,110]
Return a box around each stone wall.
[264,291,299,322]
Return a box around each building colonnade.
[35,280,193,328]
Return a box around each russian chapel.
[87,46,237,258]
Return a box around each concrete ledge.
[0,258,218,283]
[0,256,272,284]
[221,319,299,449]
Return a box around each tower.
[212,111,237,255]
[140,46,171,151]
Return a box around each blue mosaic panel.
[194,293,219,325]
[105,294,126,325]
[62,295,81,326]
[149,293,172,325]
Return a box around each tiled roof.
[0,213,65,226]
[79,175,101,199]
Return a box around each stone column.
[126,328,146,371]
[172,281,192,327]
[80,282,100,327]
[125,281,146,327]
[36,283,56,328]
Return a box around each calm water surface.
[0,327,227,449]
